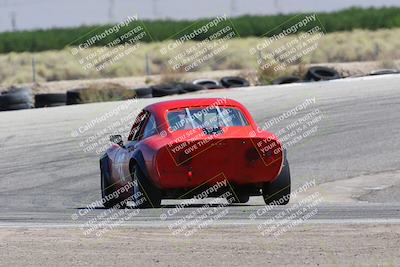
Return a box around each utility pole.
[273,0,280,13]
[145,53,151,75]
[32,56,36,83]
[152,0,160,18]
[230,0,237,17]
[10,11,16,31]
[108,0,115,23]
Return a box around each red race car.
[100,98,291,208]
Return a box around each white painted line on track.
[1,218,400,229]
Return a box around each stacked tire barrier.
[0,87,33,111]
[304,66,340,81]
[0,75,252,110]
[272,66,341,85]
[192,79,224,89]
[130,76,251,99]
[134,88,153,98]
[220,76,250,88]
[151,83,206,97]
[34,93,66,108]
[5,66,399,110]
[66,88,84,105]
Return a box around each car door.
[112,110,149,186]
[124,111,159,180]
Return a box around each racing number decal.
[115,151,127,181]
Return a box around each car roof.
[145,98,243,113]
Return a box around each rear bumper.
[156,137,284,189]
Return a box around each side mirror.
[110,134,124,147]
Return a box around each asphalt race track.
[0,74,400,226]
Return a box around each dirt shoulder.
[1,224,399,266]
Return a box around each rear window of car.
[167,106,249,131]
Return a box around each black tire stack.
[0,87,33,111]
[220,76,250,88]
[134,88,153,98]
[304,66,340,81]
[151,83,205,97]
[34,93,66,108]
[66,89,84,105]
[192,79,224,89]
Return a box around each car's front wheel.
[132,164,162,208]
[262,159,291,205]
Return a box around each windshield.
[167,107,249,131]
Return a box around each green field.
[0,7,399,53]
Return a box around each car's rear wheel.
[262,160,291,205]
[132,164,161,208]
[227,186,250,204]
[100,155,125,208]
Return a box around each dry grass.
[0,28,399,86]
[78,83,134,103]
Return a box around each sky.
[0,0,399,32]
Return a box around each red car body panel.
[106,98,284,193]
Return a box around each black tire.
[34,93,66,108]
[272,76,301,85]
[262,160,291,205]
[227,186,250,204]
[369,69,399,76]
[0,91,32,105]
[0,89,33,111]
[151,84,181,97]
[177,83,206,94]
[100,155,125,208]
[220,76,250,88]
[305,66,340,81]
[193,79,223,89]
[132,164,161,208]
[1,93,31,104]
[66,89,83,105]
[134,87,153,98]
[0,102,32,111]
